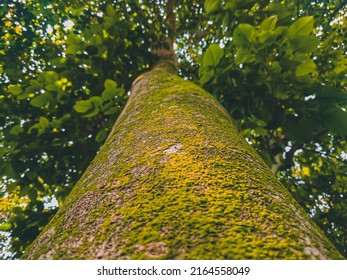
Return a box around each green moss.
[22,68,343,260]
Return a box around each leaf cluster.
[199,0,347,256]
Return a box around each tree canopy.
[0,0,346,259]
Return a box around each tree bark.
[22,63,343,259]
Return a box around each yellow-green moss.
[22,68,343,260]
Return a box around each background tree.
[0,0,346,258]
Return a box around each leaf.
[73,100,92,113]
[290,36,319,53]
[83,96,103,117]
[102,88,124,101]
[103,107,119,116]
[44,71,59,84]
[233,24,255,47]
[236,0,256,9]
[89,96,103,107]
[106,4,115,17]
[222,13,230,28]
[26,170,38,180]
[234,48,254,64]
[8,84,22,95]
[66,34,83,54]
[283,116,319,143]
[315,86,347,104]
[66,44,81,55]
[252,127,268,136]
[74,97,102,117]
[82,107,100,118]
[257,31,278,45]
[204,0,220,14]
[45,84,60,91]
[39,116,49,128]
[95,128,108,142]
[4,162,15,178]
[10,125,24,135]
[199,69,214,85]
[288,16,314,38]
[203,44,224,68]
[261,15,278,31]
[295,58,316,76]
[323,109,347,136]
[258,150,273,167]
[30,93,52,107]
[0,222,13,231]
[104,79,118,89]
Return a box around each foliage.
[1,0,346,258]
[198,0,347,256]
[1,0,160,258]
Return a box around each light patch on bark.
[163,143,183,154]
[145,242,168,258]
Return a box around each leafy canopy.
[1,0,347,258]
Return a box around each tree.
[1,0,346,259]
[22,60,342,259]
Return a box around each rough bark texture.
[23,67,343,259]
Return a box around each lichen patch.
[145,242,168,258]
[163,143,183,154]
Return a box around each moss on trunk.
[23,68,343,259]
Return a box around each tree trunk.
[22,64,342,259]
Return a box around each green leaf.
[323,109,347,136]
[26,170,38,180]
[39,116,50,129]
[106,4,115,17]
[82,107,100,118]
[222,13,230,28]
[24,82,41,95]
[236,0,256,9]
[315,86,347,104]
[261,15,278,31]
[234,48,254,64]
[290,36,319,53]
[258,150,273,167]
[295,59,316,76]
[73,100,92,113]
[203,44,224,68]
[0,222,13,231]
[74,97,102,117]
[4,163,15,178]
[288,16,314,38]
[51,113,71,128]
[104,79,118,89]
[233,24,255,47]
[44,71,59,84]
[199,69,214,85]
[95,128,108,142]
[66,34,83,54]
[204,0,220,14]
[10,125,24,135]
[8,84,22,95]
[283,116,319,143]
[252,127,268,136]
[102,88,124,101]
[257,31,278,46]
[30,93,52,107]
[89,96,103,106]
[45,84,60,91]
[103,107,119,116]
